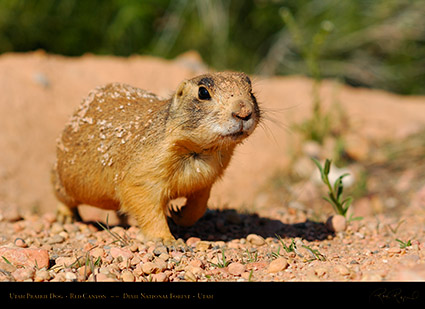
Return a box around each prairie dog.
[52,72,261,241]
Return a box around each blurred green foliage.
[0,0,424,94]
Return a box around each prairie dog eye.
[198,86,211,100]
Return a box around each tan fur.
[51,72,260,241]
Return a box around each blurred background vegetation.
[0,0,424,95]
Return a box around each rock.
[50,272,66,282]
[0,270,15,281]
[185,265,203,276]
[142,262,160,275]
[110,247,133,260]
[12,268,35,281]
[55,256,77,267]
[326,215,347,232]
[0,247,49,268]
[151,272,168,282]
[90,247,104,259]
[42,212,57,224]
[186,237,201,246]
[158,253,170,262]
[121,270,135,282]
[129,243,139,252]
[0,261,16,273]
[14,238,28,248]
[247,234,266,246]
[96,273,117,282]
[184,270,197,282]
[196,241,211,251]
[189,259,203,268]
[153,245,168,256]
[63,223,79,233]
[50,222,64,234]
[47,234,65,244]
[78,265,91,279]
[228,262,246,276]
[34,269,51,282]
[65,272,77,281]
[267,257,288,273]
[154,258,167,272]
[130,255,141,266]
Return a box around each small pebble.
[228,262,246,276]
[153,245,168,256]
[50,222,64,234]
[121,270,135,282]
[196,241,211,251]
[110,247,133,260]
[65,272,77,281]
[267,257,288,273]
[12,268,35,281]
[151,272,168,282]
[55,256,76,267]
[142,262,159,275]
[186,237,201,246]
[96,273,117,282]
[90,247,104,258]
[247,234,266,246]
[154,258,167,272]
[47,234,65,244]
[184,270,197,282]
[326,215,347,232]
[14,238,28,248]
[34,269,51,282]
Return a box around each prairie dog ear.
[175,80,189,98]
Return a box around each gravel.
[0,204,424,282]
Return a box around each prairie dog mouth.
[213,118,256,142]
[221,130,245,140]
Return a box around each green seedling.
[271,235,296,259]
[300,244,326,261]
[97,214,131,247]
[210,250,230,268]
[2,256,11,265]
[312,158,353,217]
[273,235,325,262]
[396,239,412,249]
[82,253,101,282]
[386,220,405,235]
[248,269,254,281]
[276,235,296,253]
[244,249,258,263]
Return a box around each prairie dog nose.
[231,100,252,121]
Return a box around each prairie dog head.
[169,72,260,151]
